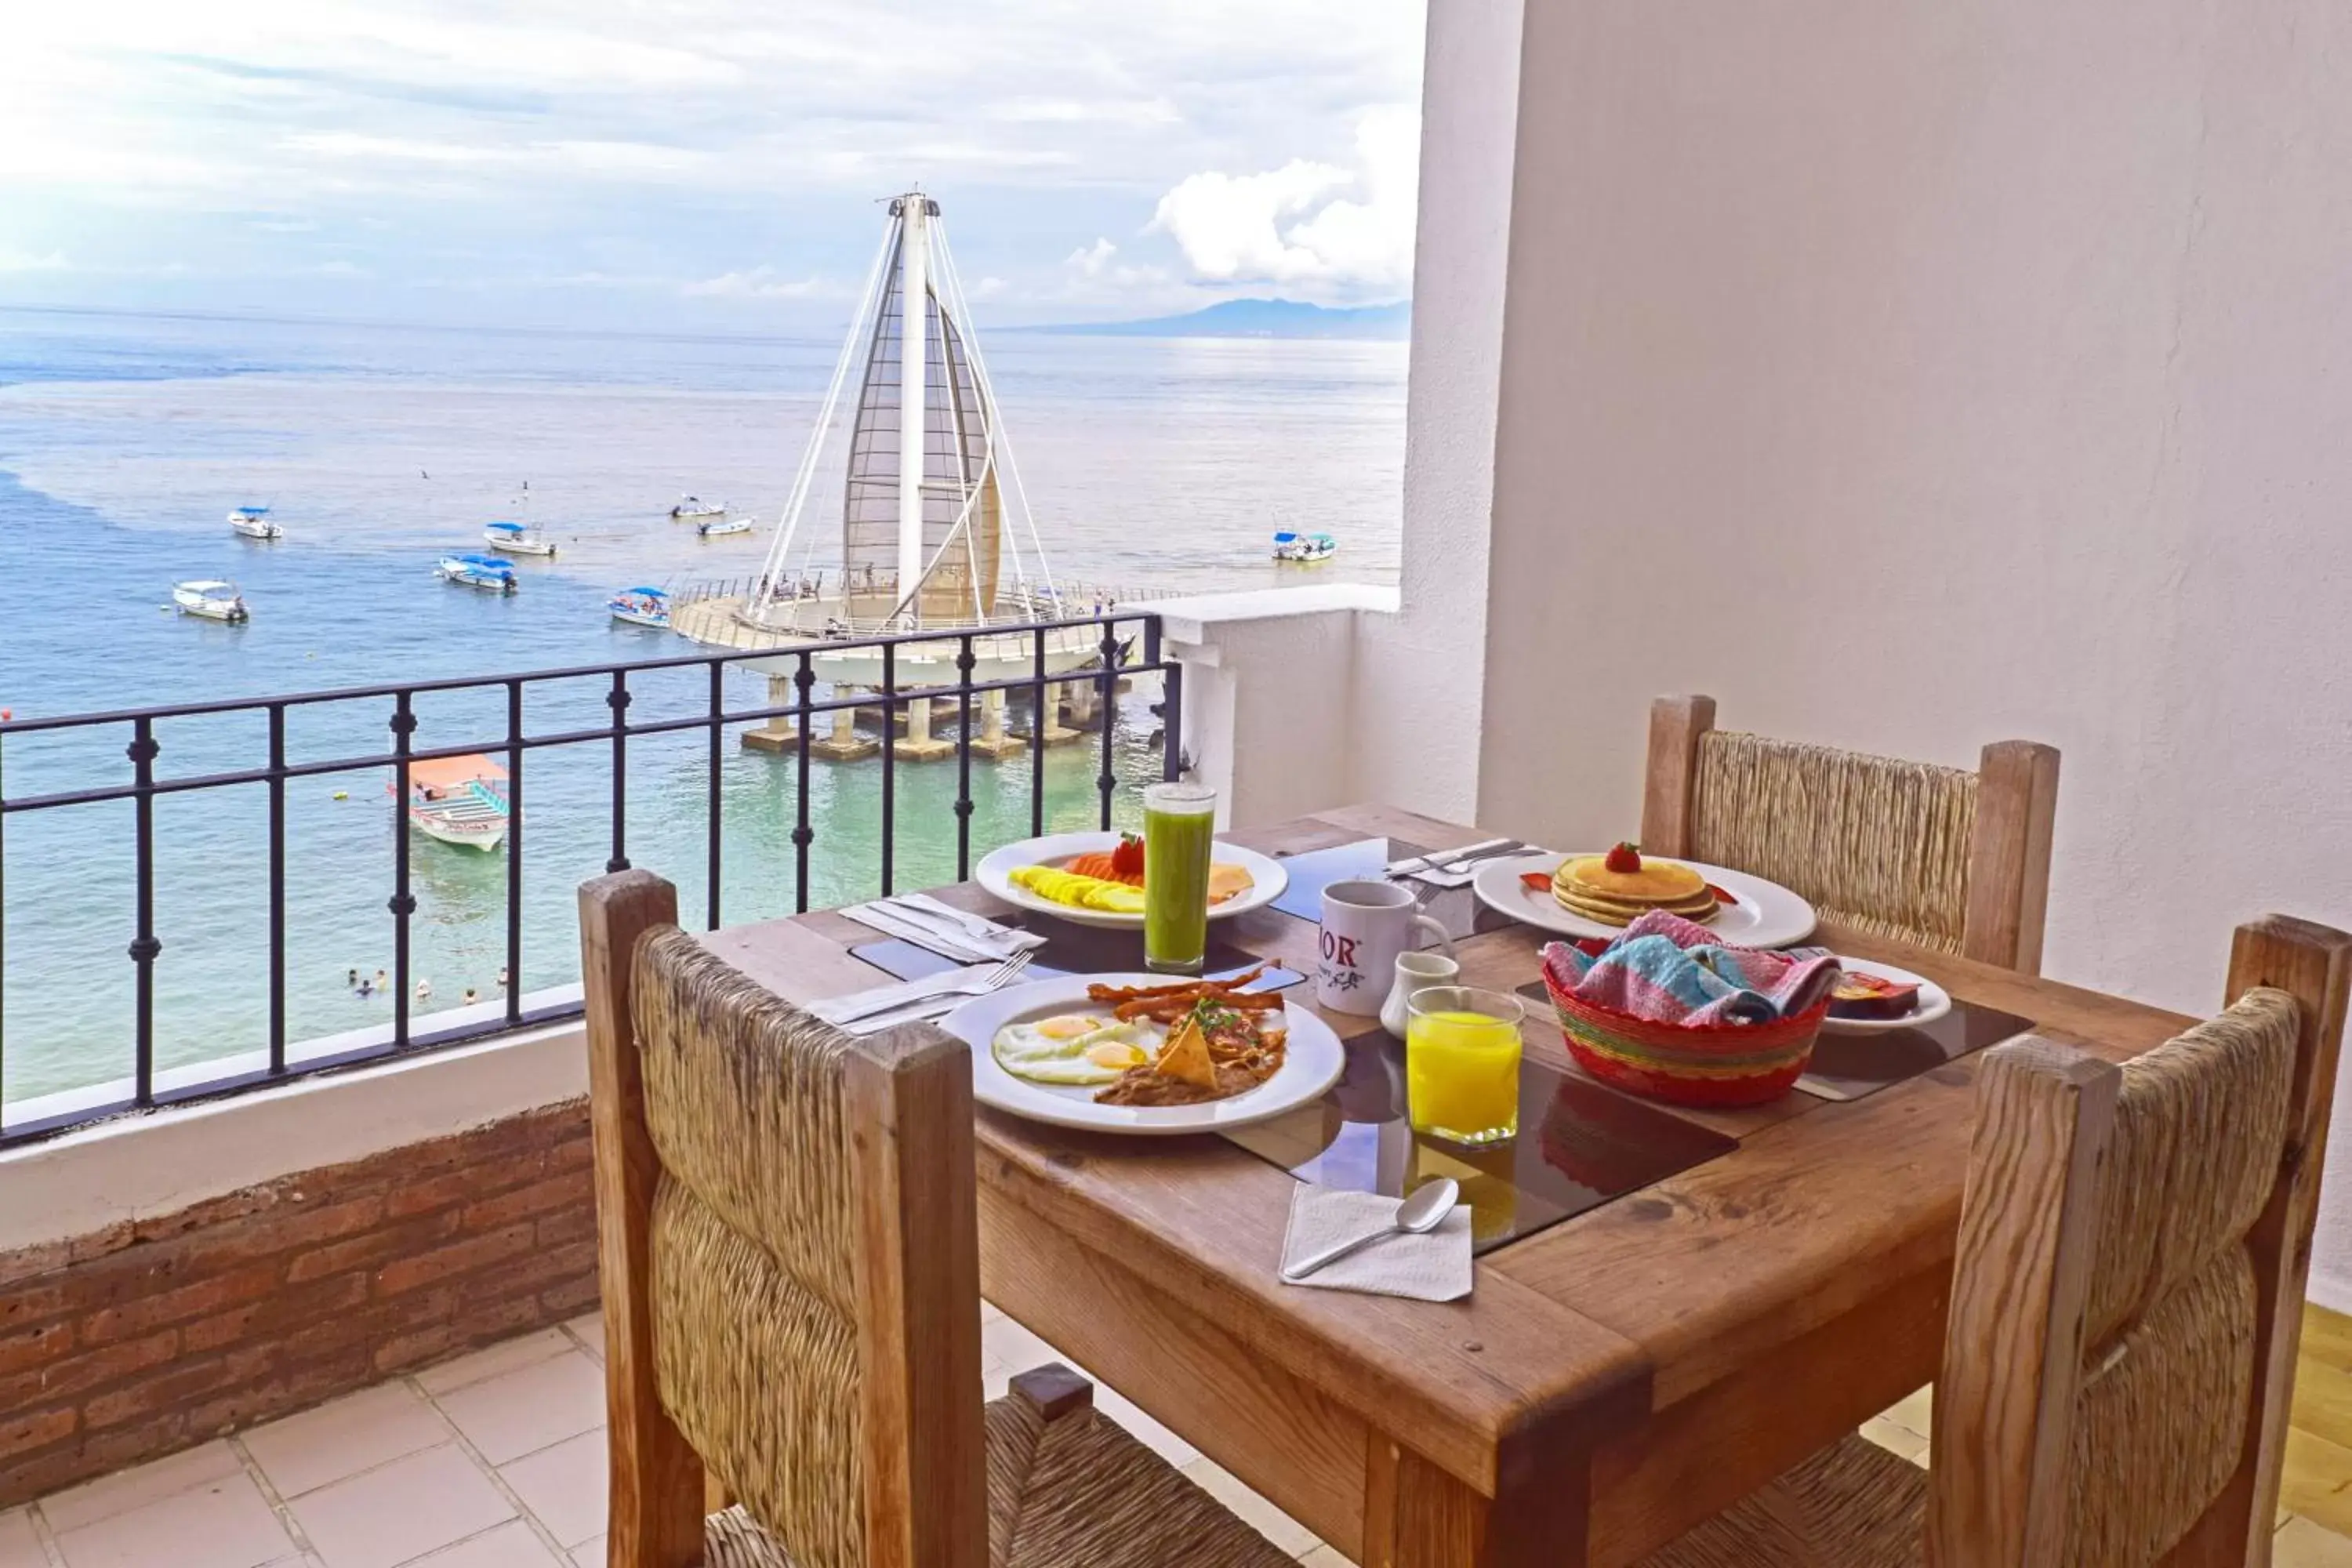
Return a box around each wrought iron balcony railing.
[0,612,1178,1146]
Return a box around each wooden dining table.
[694,802,2198,1568]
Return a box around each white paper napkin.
[1279,1185,1473,1301]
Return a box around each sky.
[0,1,1427,332]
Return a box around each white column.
[897,197,930,608]
[982,685,1007,743]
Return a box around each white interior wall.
[1348,0,1526,824]
[1471,0,2352,1300]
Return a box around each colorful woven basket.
[1541,967,1825,1107]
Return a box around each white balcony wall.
[1159,0,1526,825]
[1189,0,2352,1299]
[1470,2,2352,1295]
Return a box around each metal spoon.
[1281,1179,1461,1283]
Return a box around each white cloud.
[682,267,839,299]
[1148,105,1419,295]
[0,0,1428,321]
[0,248,72,274]
[1066,238,1119,277]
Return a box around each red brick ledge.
[0,1101,596,1505]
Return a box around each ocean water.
[0,306,1406,1109]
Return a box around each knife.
[840,902,1001,963]
[841,993,970,1036]
[809,965,1002,1025]
[1385,838,1519,878]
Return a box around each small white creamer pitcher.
[1380,949,1465,1040]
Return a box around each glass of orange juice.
[1405,986,1526,1146]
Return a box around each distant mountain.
[1025,297,1411,340]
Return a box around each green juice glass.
[1142,782,1218,974]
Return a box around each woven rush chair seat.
[1633,916,2352,1568]
[580,869,1297,1568]
[1635,1433,1926,1568]
[693,1367,1294,1568]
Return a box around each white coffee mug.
[1316,880,1455,1015]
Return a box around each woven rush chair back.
[1641,695,2061,971]
[582,869,988,1568]
[1929,915,2352,1567]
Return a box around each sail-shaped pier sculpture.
[672,193,1102,760]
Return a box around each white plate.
[974,831,1288,931]
[941,972,1344,1135]
[1471,852,1819,948]
[1819,958,1953,1035]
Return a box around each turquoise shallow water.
[0,307,1405,1108]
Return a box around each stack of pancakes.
[1552,854,1719,927]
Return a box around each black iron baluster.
[267,704,287,1076]
[389,692,416,1050]
[954,635,975,880]
[793,652,815,913]
[128,717,160,1106]
[1096,620,1120,830]
[0,623,1223,1147]
[1163,660,1185,784]
[879,641,896,895]
[504,680,524,1027]
[606,670,630,873]
[706,661,724,930]
[1030,626,1048,837]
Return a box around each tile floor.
[5,1307,2350,1567]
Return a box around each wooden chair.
[1641,695,2062,971]
[580,869,1297,1568]
[1639,913,2352,1567]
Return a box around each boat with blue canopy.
[1272,530,1337,563]
[608,587,671,629]
[482,519,556,557]
[227,506,282,541]
[437,553,519,593]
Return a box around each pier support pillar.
[1032,683,1081,750]
[1060,676,1101,728]
[742,673,801,754]
[967,685,1026,760]
[810,686,880,762]
[897,694,955,762]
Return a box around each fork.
[1391,840,1524,881]
[834,951,1033,1031]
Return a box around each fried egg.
[992,1014,1166,1085]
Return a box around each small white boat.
[697,515,753,539]
[669,495,727,521]
[482,519,557,557]
[437,553,519,593]
[1272,530,1338,563]
[608,586,671,629]
[227,506,282,541]
[173,580,249,622]
[401,755,511,851]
